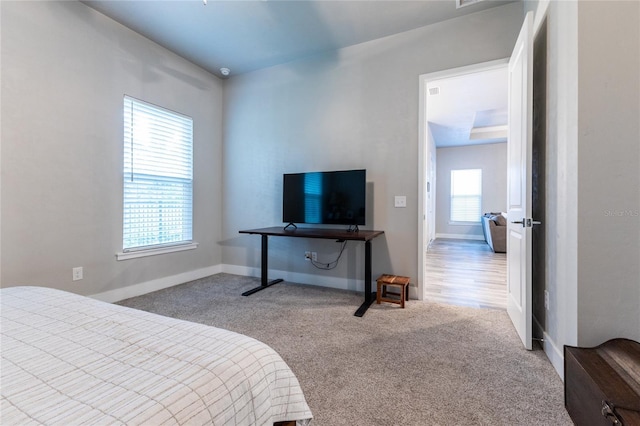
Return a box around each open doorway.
[418,59,509,308]
[418,14,548,350]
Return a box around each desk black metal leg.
[354,240,376,317]
[242,235,283,296]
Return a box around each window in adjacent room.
[450,168,482,223]
[118,96,197,260]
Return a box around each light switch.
[394,196,407,208]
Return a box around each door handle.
[511,218,542,227]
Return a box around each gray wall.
[435,143,507,239]
[1,1,224,297]
[222,3,523,290]
[576,1,640,345]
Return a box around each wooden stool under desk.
[376,274,410,308]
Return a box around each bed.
[0,286,313,425]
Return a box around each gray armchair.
[481,213,507,253]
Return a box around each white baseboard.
[91,264,369,304]
[533,315,564,379]
[90,265,222,303]
[221,264,366,293]
[543,330,565,379]
[435,233,485,241]
[222,264,418,298]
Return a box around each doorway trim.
[417,58,509,301]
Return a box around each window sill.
[448,221,481,226]
[116,242,198,261]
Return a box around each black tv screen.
[283,169,366,226]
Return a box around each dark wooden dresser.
[565,338,640,425]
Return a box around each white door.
[507,11,534,350]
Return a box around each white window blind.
[123,96,193,251]
[450,169,482,223]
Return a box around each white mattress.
[0,286,313,425]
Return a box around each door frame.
[417,58,509,301]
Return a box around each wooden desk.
[239,227,384,317]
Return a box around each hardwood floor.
[424,238,507,310]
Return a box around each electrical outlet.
[394,195,407,208]
[312,252,318,262]
[304,251,311,261]
[544,290,549,310]
[73,267,83,281]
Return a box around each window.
[121,96,194,256]
[450,169,482,223]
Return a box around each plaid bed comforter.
[1,286,312,425]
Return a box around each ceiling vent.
[428,87,440,96]
[456,0,484,8]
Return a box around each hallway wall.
[435,143,508,240]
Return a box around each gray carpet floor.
[117,273,572,426]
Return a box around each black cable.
[310,240,348,270]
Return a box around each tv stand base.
[241,278,284,296]
[354,292,376,317]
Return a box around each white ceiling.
[82,0,515,148]
[82,0,516,77]
[427,65,508,148]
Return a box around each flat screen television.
[283,169,366,227]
